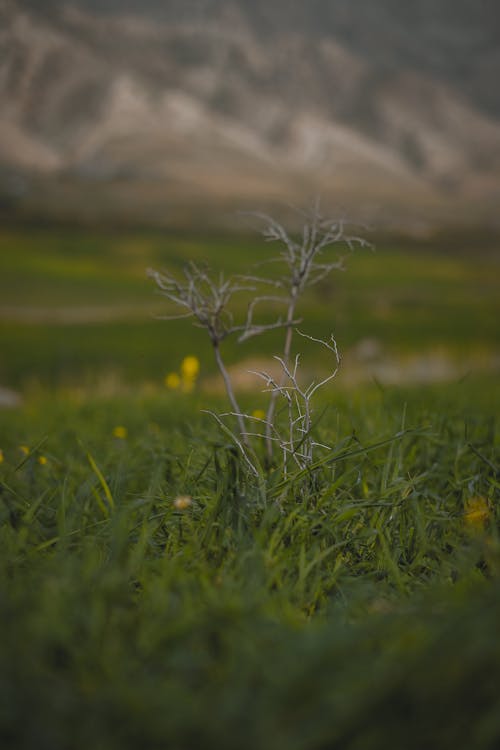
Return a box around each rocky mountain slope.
[1,0,499,227]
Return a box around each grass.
[0,225,499,748]
[1,378,499,748]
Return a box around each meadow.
[0,224,499,749]
[0,225,498,389]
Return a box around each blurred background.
[0,0,499,399]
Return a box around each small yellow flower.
[165,372,181,390]
[251,409,266,420]
[173,495,192,510]
[19,445,30,456]
[0,449,4,464]
[181,356,200,380]
[464,496,489,529]
[113,426,127,439]
[38,455,47,466]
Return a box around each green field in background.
[0,226,498,390]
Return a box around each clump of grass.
[0,384,499,749]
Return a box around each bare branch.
[149,202,369,475]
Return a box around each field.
[0,225,498,390]
[1,224,499,749]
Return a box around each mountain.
[1,0,500,228]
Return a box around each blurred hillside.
[1,0,500,229]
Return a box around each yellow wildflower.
[19,445,30,456]
[174,495,192,510]
[38,455,47,466]
[251,409,266,420]
[112,426,127,439]
[165,372,181,390]
[181,356,200,380]
[464,496,489,529]
[0,449,4,464]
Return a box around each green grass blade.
[87,451,115,512]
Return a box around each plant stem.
[213,342,248,445]
[265,287,298,462]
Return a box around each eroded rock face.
[1,0,499,226]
